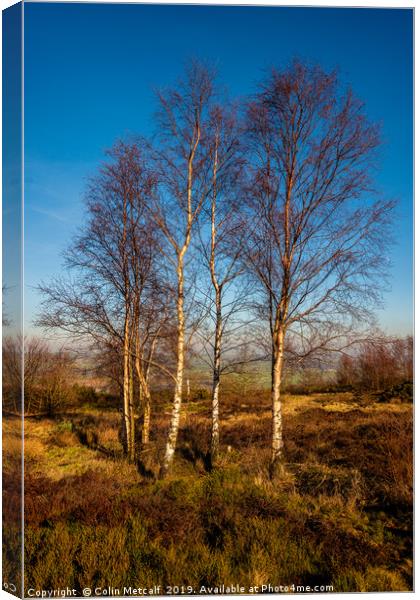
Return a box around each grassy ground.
[3,390,413,594]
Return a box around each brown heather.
[3,388,412,593]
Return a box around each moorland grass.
[2,391,413,594]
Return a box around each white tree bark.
[135,352,152,446]
[270,326,285,479]
[211,292,222,465]
[123,315,133,461]
[160,253,186,477]
[209,131,222,467]
[155,66,207,478]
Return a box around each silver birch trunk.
[159,254,186,478]
[123,315,132,460]
[269,326,285,479]
[128,357,135,462]
[210,291,222,466]
[135,353,152,446]
[142,397,151,446]
[209,131,222,467]
[158,107,200,478]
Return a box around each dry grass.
[2,390,413,594]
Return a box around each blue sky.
[23,3,413,336]
[3,2,22,333]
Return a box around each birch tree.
[132,282,173,446]
[198,104,247,466]
[150,62,215,478]
[244,61,394,478]
[38,142,160,460]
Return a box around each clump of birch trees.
[38,60,394,479]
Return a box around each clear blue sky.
[23,3,413,336]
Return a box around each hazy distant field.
[3,389,413,594]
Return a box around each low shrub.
[376,381,413,404]
[17,392,413,594]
